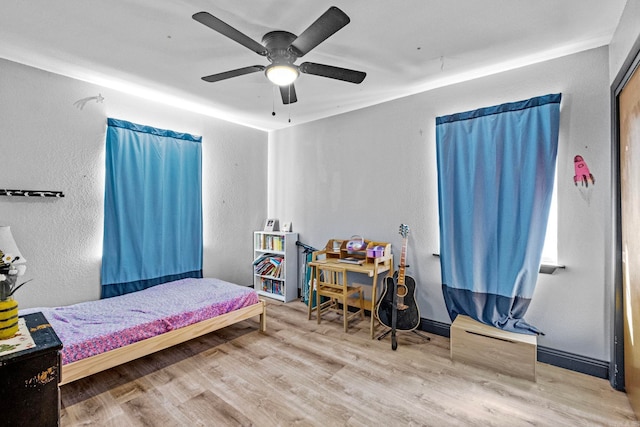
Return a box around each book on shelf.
[338,257,364,265]
[253,254,285,278]
[260,278,283,296]
[256,233,285,251]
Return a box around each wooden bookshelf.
[253,231,298,302]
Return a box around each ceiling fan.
[192,6,366,105]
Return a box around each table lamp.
[0,226,26,339]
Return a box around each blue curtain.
[101,118,203,298]
[435,94,561,334]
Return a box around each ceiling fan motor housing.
[262,31,299,65]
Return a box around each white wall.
[0,58,268,309]
[610,0,640,84]
[269,46,611,361]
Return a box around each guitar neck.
[398,236,407,286]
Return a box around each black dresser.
[0,312,63,427]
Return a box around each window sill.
[539,263,565,275]
[431,254,565,275]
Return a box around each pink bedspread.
[21,278,259,364]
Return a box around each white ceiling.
[0,0,627,131]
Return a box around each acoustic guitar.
[376,224,420,349]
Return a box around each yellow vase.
[0,297,19,339]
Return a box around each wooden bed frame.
[60,299,266,385]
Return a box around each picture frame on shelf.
[264,218,279,232]
[282,222,292,232]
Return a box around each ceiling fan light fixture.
[265,64,299,86]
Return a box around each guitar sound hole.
[397,284,408,298]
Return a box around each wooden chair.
[315,263,365,332]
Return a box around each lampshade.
[0,226,25,264]
[265,64,299,86]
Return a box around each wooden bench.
[450,315,537,381]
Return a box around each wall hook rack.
[0,189,65,198]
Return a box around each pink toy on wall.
[574,154,595,204]
[574,155,595,187]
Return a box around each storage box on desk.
[365,241,391,263]
[450,315,537,381]
[366,246,384,258]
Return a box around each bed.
[20,278,266,385]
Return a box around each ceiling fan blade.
[299,62,366,84]
[202,65,265,83]
[289,7,350,57]
[193,12,267,55]
[279,84,298,105]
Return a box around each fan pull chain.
[288,85,292,123]
[272,86,276,116]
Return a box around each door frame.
[611,35,640,391]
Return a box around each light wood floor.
[61,300,638,426]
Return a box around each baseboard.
[419,317,451,338]
[419,318,609,379]
[536,346,609,379]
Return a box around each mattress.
[20,278,259,364]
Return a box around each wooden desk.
[308,252,393,338]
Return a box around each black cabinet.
[0,312,63,427]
